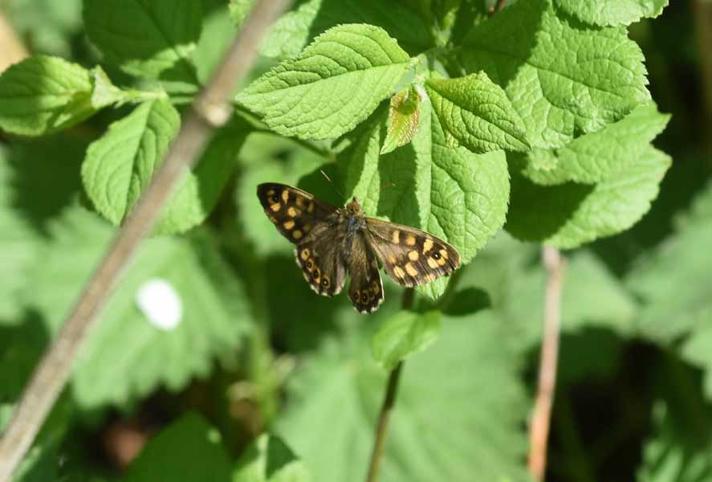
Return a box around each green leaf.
[234,434,312,482]
[627,183,712,383]
[461,0,650,149]
[82,100,179,228]
[339,98,510,297]
[24,207,250,407]
[276,313,530,482]
[83,100,244,234]
[523,103,670,185]
[237,24,413,140]
[0,56,122,136]
[555,0,669,27]
[425,73,529,153]
[0,147,40,322]
[506,146,671,248]
[230,0,433,59]
[371,310,441,370]
[381,86,422,154]
[124,413,232,482]
[84,0,201,81]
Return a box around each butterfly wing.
[365,218,461,288]
[347,232,384,313]
[294,221,347,296]
[257,183,338,244]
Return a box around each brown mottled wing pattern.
[365,218,461,288]
[294,220,347,296]
[256,183,336,244]
[348,233,384,313]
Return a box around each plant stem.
[693,0,712,150]
[0,1,291,480]
[528,246,566,481]
[365,288,414,482]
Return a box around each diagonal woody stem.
[528,246,566,481]
[0,1,290,480]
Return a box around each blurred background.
[1,1,711,481]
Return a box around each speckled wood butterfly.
[257,183,461,313]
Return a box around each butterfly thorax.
[343,197,366,235]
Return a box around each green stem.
[364,288,414,482]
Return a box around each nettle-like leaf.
[230,0,432,58]
[339,98,510,297]
[276,313,530,482]
[627,183,712,398]
[371,310,441,370]
[424,73,529,153]
[23,207,250,408]
[237,24,413,140]
[508,146,670,248]
[461,0,650,149]
[0,56,123,136]
[0,149,39,322]
[124,413,232,482]
[82,100,246,234]
[555,0,669,27]
[381,86,422,155]
[84,0,201,81]
[523,103,670,185]
[234,434,312,482]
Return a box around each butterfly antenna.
[320,169,347,201]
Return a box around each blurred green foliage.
[1,0,711,481]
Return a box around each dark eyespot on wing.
[348,236,384,314]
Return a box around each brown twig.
[693,0,712,148]
[528,246,566,481]
[365,288,414,482]
[488,0,508,15]
[0,1,290,480]
[0,14,28,72]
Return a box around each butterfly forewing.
[347,233,384,313]
[365,218,461,288]
[257,183,337,244]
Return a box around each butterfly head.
[345,197,364,216]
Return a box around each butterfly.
[257,183,461,313]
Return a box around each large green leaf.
[0,147,40,322]
[84,0,201,81]
[124,413,232,482]
[24,207,251,408]
[339,98,510,297]
[230,0,432,58]
[555,0,669,27]
[234,435,312,482]
[0,56,122,136]
[371,310,441,370]
[425,73,529,153]
[237,24,413,140]
[83,100,246,234]
[506,146,671,248]
[461,0,650,149]
[276,313,531,482]
[523,103,670,185]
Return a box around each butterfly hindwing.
[365,218,461,288]
[256,183,337,244]
[348,233,384,313]
[294,221,347,297]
